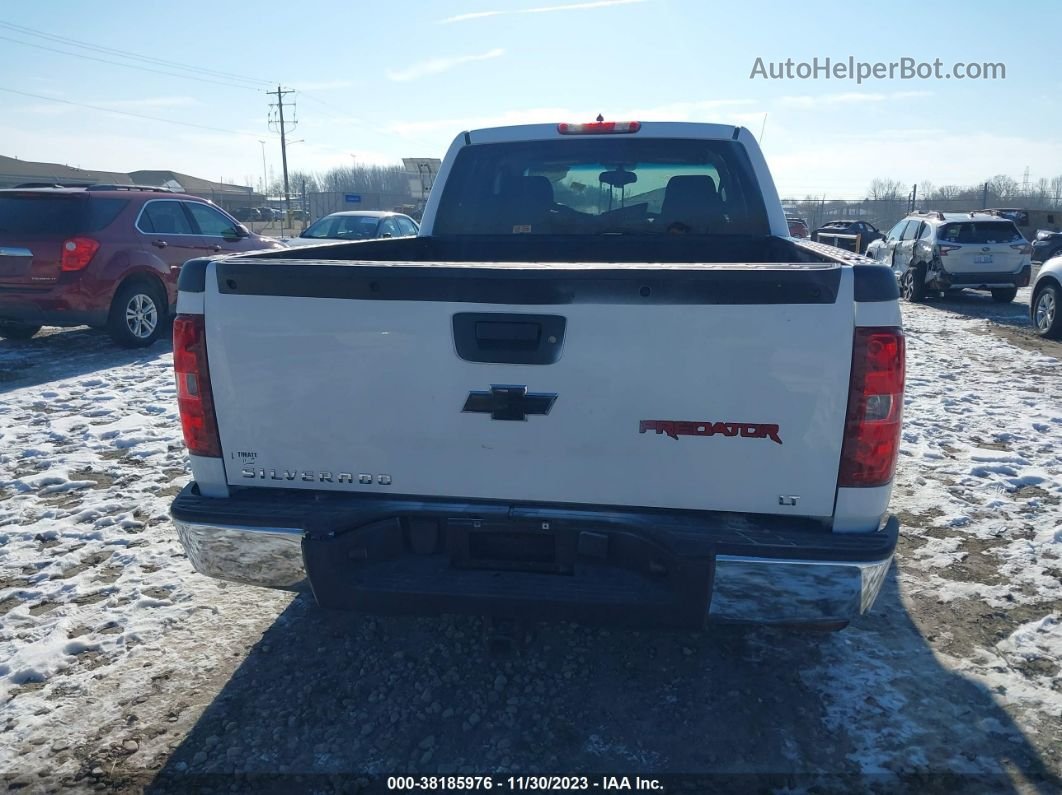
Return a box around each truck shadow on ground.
[0,327,171,393]
[148,570,1059,794]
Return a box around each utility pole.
[267,86,297,230]
[301,178,308,230]
[982,182,989,209]
[258,140,268,195]
[910,183,918,212]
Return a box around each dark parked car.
[257,207,277,221]
[0,185,284,346]
[280,211,419,247]
[1032,230,1062,264]
[813,220,885,253]
[232,206,262,222]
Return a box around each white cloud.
[101,96,198,109]
[387,107,576,138]
[440,0,646,24]
[386,48,505,82]
[16,95,198,117]
[386,100,763,137]
[776,90,933,109]
[767,129,1062,197]
[618,99,757,120]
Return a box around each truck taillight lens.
[173,314,221,458]
[557,121,641,135]
[60,237,100,271]
[838,327,905,488]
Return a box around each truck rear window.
[939,221,1023,244]
[0,195,128,235]
[433,138,770,237]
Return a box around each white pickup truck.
[170,120,904,629]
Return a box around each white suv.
[867,211,1032,303]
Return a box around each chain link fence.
[306,191,418,222]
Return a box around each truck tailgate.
[203,260,854,518]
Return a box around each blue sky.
[1,0,1059,198]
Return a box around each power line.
[0,19,271,86]
[297,92,440,153]
[0,86,258,138]
[0,34,265,91]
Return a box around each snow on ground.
[0,332,291,781]
[0,292,1060,790]
[804,292,1062,781]
[894,298,1062,710]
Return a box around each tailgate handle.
[453,313,566,365]
[475,321,540,349]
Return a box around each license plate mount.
[448,519,576,574]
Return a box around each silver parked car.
[867,211,1031,303]
[280,211,419,248]
[1031,255,1062,339]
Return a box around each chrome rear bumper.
[173,509,896,626]
[707,552,892,624]
[175,520,306,591]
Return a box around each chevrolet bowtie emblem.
[462,385,557,421]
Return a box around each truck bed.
[238,231,855,266]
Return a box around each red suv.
[0,185,284,347]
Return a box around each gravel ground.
[1,288,1060,794]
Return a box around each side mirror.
[381,232,393,238]
[229,224,250,239]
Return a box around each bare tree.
[868,178,905,201]
[316,164,408,194]
[988,174,1019,204]
[1032,177,1050,209]
[1050,176,1062,209]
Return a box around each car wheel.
[108,281,166,348]
[900,263,928,303]
[0,322,42,340]
[990,287,1018,303]
[1032,283,1061,339]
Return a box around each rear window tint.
[0,195,128,235]
[939,221,1023,244]
[434,138,769,237]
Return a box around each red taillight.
[60,237,100,271]
[838,327,905,488]
[937,244,960,257]
[173,314,221,458]
[1010,243,1032,255]
[557,121,641,135]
